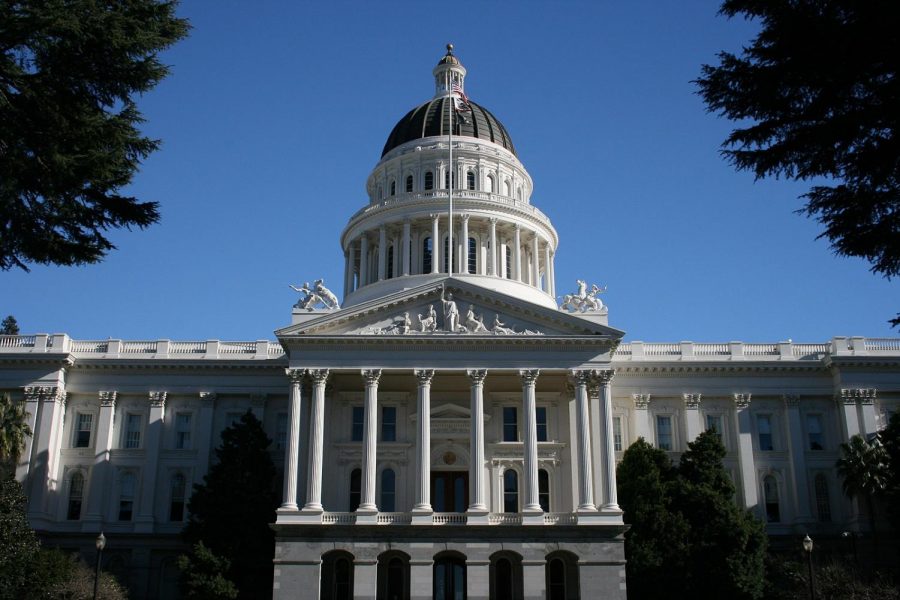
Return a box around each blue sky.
[3,0,897,342]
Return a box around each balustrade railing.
[488,513,523,526]
[322,512,356,525]
[0,335,35,348]
[432,513,467,525]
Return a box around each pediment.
[275,277,624,340]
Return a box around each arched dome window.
[466,171,475,190]
[321,551,354,600]
[423,237,433,273]
[444,171,456,190]
[390,180,396,196]
[517,186,523,201]
[486,174,495,194]
[424,171,434,191]
[387,245,394,279]
[505,246,512,279]
[467,238,477,274]
[406,175,413,193]
[503,180,511,197]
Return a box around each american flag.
[450,82,472,112]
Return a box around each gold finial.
[446,43,454,54]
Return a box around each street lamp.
[93,532,106,600]
[802,534,815,600]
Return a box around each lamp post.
[802,534,815,600]
[93,532,106,600]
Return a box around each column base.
[466,508,490,525]
[356,508,378,524]
[522,510,544,525]
[600,504,623,513]
[577,505,599,513]
[577,511,624,525]
[411,508,434,525]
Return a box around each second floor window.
[503,470,518,513]
[170,473,186,521]
[382,407,397,442]
[806,414,824,450]
[351,406,364,442]
[656,416,672,451]
[612,416,623,452]
[74,413,92,448]
[275,413,288,451]
[536,407,548,442]
[381,468,396,512]
[124,413,142,449]
[503,407,518,442]
[757,415,774,451]
[175,413,192,449]
[118,472,135,521]
[538,469,550,512]
[67,472,84,520]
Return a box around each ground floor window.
[546,551,580,600]
[434,553,466,600]
[321,551,354,600]
[489,551,523,600]
[377,551,410,600]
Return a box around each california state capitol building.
[3,46,900,600]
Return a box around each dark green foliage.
[696,1,900,326]
[836,434,890,548]
[0,316,19,335]
[618,432,767,600]
[29,549,129,599]
[0,478,41,600]
[184,411,278,600]
[0,393,32,479]
[0,0,190,271]
[178,542,239,600]
[881,412,900,534]
[764,557,899,600]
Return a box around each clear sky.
[3,0,897,343]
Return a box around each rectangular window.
[536,407,548,442]
[613,416,623,452]
[757,415,774,451]
[656,415,672,451]
[806,414,824,450]
[118,473,135,521]
[124,413,142,449]
[503,407,518,442]
[275,412,288,451]
[351,406,364,442]
[706,414,724,439]
[175,413,192,450]
[74,413,93,448]
[382,406,397,442]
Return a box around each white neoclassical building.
[3,47,900,600]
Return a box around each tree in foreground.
[0,393,32,479]
[880,412,900,534]
[0,316,19,335]
[836,434,890,549]
[617,432,767,600]
[0,478,41,600]
[0,0,190,271]
[696,1,900,326]
[183,410,278,599]
[178,541,239,600]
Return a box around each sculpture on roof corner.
[560,279,606,313]
[289,279,340,311]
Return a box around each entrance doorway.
[431,471,468,512]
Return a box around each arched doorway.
[433,552,466,600]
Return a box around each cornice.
[612,363,829,376]
[65,359,288,371]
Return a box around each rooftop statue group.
[289,279,340,311]
[560,279,605,313]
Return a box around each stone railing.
[0,335,286,360]
[322,512,356,525]
[543,513,578,525]
[488,513,523,526]
[432,513,467,525]
[313,511,585,526]
[611,337,896,362]
[377,512,412,525]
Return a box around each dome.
[381,97,517,158]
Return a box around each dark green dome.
[381,97,517,158]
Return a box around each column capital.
[569,369,592,386]
[362,369,382,385]
[733,393,752,409]
[489,216,499,224]
[683,393,701,409]
[592,369,615,386]
[414,369,435,385]
[286,368,306,383]
[467,369,487,385]
[518,369,540,386]
[461,213,470,223]
[430,213,439,221]
[99,390,117,407]
[23,386,43,402]
[309,369,330,384]
[199,391,217,403]
[149,391,167,408]
[632,393,651,410]
[783,394,800,407]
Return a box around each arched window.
[546,552,580,600]
[466,171,475,190]
[406,175,413,192]
[489,552,523,600]
[377,551,410,600]
[170,473,186,521]
[349,468,362,511]
[118,472,136,521]
[423,237,433,273]
[387,245,394,279]
[444,171,456,190]
[503,180,511,197]
[424,171,434,190]
[390,180,396,196]
[321,551,354,600]
[763,475,779,522]
[433,553,466,600]
[814,474,831,523]
[486,174,494,194]
[381,468,396,512]
[503,469,518,513]
[538,469,550,512]
[504,246,512,279]
[517,187,523,201]
[467,238,477,274]
[67,472,84,520]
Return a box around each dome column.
[461,214,470,274]
[402,220,411,276]
[531,233,540,289]
[549,249,556,297]
[489,218,498,276]
[543,243,552,296]
[359,234,369,287]
[378,225,387,281]
[343,248,352,297]
[431,215,440,274]
[514,224,522,282]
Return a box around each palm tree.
[0,393,32,479]
[836,434,890,554]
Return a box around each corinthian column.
[431,214,440,274]
[303,369,329,512]
[358,369,381,516]
[467,370,488,515]
[520,369,541,513]
[594,369,620,511]
[359,235,369,287]
[571,371,596,511]
[513,224,522,282]
[461,214,470,274]
[413,370,434,520]
[280,369,305,511]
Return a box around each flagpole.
[446,67,454,275]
